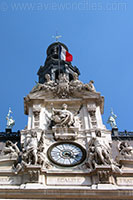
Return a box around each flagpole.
[58,41,60,80]
[54,33,62,81]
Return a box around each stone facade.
[0,42,133,200]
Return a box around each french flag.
[59,45,73,62]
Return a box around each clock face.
[47,142,86,167]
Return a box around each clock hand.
[70,154,79,159]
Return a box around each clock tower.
[2,41,133,200]
[22,41,115,186]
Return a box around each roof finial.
[52,32,62,42]
[107,108,117,129]
[6,107,15,129]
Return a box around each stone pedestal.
[52,126,78,140]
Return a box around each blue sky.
[0,0,132,132]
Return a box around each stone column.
[28,107,33,130]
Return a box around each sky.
[0,0,132,132]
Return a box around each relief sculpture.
[30,71,96,99]
[118,141,133,159]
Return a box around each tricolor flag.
[59,45,73,62]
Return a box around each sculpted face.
[45,74,50,81]
[90,80,94,84]
[62,103,67,110]
[96,130,101,137]
[73,73,78,80]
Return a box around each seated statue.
[51,104,74,127]
[70,73,83,90]
[30,82,43,93]
[84,80,96,92]
[44,74,55,87]
[40,74,56,91]
[31,74,55,93]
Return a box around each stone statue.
[20,131,45,166]
[3,140,20,157]
[45,74,55,87]
[87,130,121,173]
[87,146,97,170]
[13,131,46,174]
[3,141,21,174]
[70,72,83,90]
[30,74,55,93]
[118,141,133,158]
[30,81,43,93]
[51,104,74,127]
[107,109,117,129]
[26,131,38,165]
[84,80,96,92]
[88,130,112,166]
[6,108,15,129]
